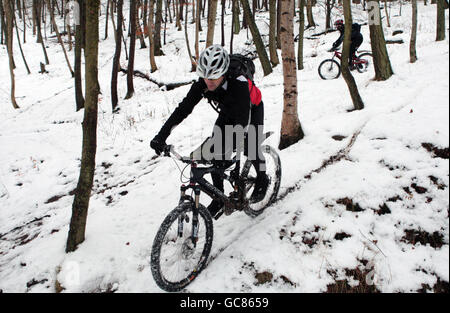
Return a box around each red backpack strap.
[247,79,262,106]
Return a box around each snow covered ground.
[0,2,448,293]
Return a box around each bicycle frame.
[331,50,368,66]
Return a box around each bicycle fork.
[177,184,201,247]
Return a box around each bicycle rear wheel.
[241,145,282,217]
[356,52,373,74]
[150,202,213,292]
[318,59,341,80]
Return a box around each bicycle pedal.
[214,210,224,220]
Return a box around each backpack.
[227,54,256,82]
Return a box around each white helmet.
[196,44,230,80]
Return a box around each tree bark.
[66,0,99,253]
[279,0,304,150]
[410,0,417,63]
[341,0,364,110]
[368,0,393,81]
[240,0,272,76]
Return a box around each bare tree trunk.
[279,0,304,150]
[3,0,19,109]
[341,0,364,111]
[240,0,272,76]
[306,0,315,27]
[154,0,163,55]
[297,0,305,70]
[105,0,110,39]
[269,0,279,66]
[195,0,200,59]
[181,3,194,72]
[125,0,137,99]
[112,0,123,111]
[149,0,158,72]
[382,0,390,27]
[220,0,225,46]
[368,0,393,81]
[74,0,84,111]
[436,0,446,41]
[206,0,218,46]
[0,0,5,44]
[45,0,74,76]
[66,0,100,253]
[231,0,239,34]
[410,0,418,63]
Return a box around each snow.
[0,1,448,293]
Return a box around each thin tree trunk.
[105,0,110,39]
[297,0,305,70]
[112,0,123,111]
[184,0,196,71]
[232,0,239,34]
[383,0,390,27]
[74,0,84,111]
[240,0,272,76]
[66,0,100,253]
[410,0,417,63]
[306,0,315,27]
[195,0,200,59]
[436,0,445,41]
[154,0,163,55]
[125,0,137,99]
[220,0,225,46]
[341,0,364,111]
[206,0,218,46]
[149,0,158,72]
[3,0,19,109]
[46,0,74,76]
[269,0,279,66]
[279,0,304,150]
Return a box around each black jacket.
[332,23,362,48]
[157,76,251,141]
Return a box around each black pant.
[209,102,265,193]
[350,34,363,65]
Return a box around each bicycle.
[318,48,373,80]
[150,132,282,292]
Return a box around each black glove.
[150,135,166,155]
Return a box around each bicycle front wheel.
[318,59,341,80]
[150,202,213,292]
[242,145,282,217]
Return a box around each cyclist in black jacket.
[330,19,363,69]
[150,45,268,218]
